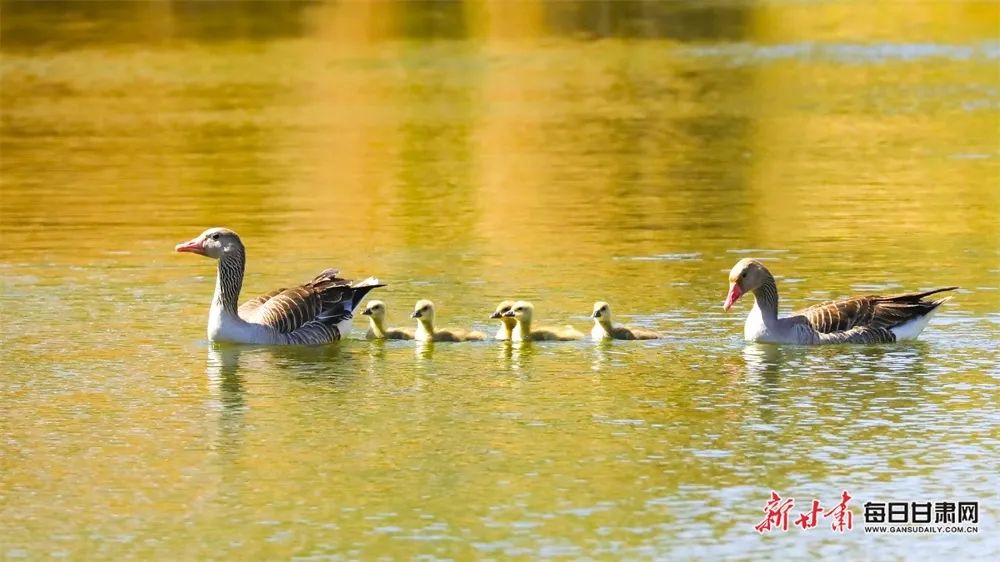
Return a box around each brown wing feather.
[796,298,870,333]
[795,287,956,334]
[821,326,896,344]
[241,269,356,334]
[285,321,341,345]
[238,288,284,316]
[248,286,326,333]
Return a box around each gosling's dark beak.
[590,310,600,318]
[410,310,422,318]
[361,309,372,316]
[502,310,515,318]
[489,311,501,319]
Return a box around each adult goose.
[723,258,956,344]
[175,227,384,345]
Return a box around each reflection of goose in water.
[206,345,248,456]
[364,338,388,362]
[206,345,246,411]
[591,339,611,372]
[741,344,787,380]
[414,338,434,361]
[494,335,533,372]
[874,345,931,376]
[266,344,356,385]
[742,342,931,394]
[591,339,631,372]
[207,343,356,403]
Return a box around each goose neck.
[369,316,386,338]
[515,318,532,339]
[213,250,245,315]
[416,318,434,339]
[751,274,780,325]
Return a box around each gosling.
[489,300,517,340]
[410,299,487,342]
[590,301,660,340]
[502,301,584,342]
[362,300,415,340]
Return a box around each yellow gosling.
[362,300,414,340]
[410,299,487,342]
[489,300,517,340]
[502,301,584,342]
[590,301,660,341]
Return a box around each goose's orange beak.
[175,237,206,255]
[723,283,742,311]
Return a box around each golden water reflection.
[2,1,998,559]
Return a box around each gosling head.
[410,299,436,324]
[724,258,771,311]
[490,300,517,328]
[502,300,534,323]
[175,227,244,260]
[591,301,613,325]
[362,300,387,322]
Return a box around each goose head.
[362,300,387,322]
[590,301,613,325]
[175,227,243,260]
[490,300,517,328]
[410,299,436,325]
[502,301,534,323]
[724,258,769,311]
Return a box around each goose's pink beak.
[175,237,206,255]
[723,283,742,311]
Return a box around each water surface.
[2,1,998,559]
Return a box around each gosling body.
[411,299,487,342]
[362,300,415,340]
[503,301,584,342]
[590,301,660,340]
